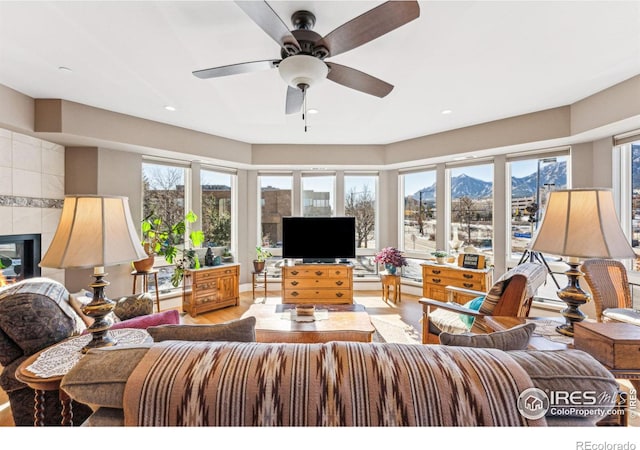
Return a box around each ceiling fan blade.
[193,59,280,79]
[326,63,393,98]
[285,86,303,114]
[317,1,420,58]
[235,1,300,54]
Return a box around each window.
[401,170,436,255]
[344,174,377,249]
[448,164,493,255]
[259,174,292,249]
[142,161,188,292]
[201,168,233,249]
[302,174,334,217]
[508,154,569,259]
[630,141,640,251]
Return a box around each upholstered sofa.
[61,338,620,427]
[0,278,179,426]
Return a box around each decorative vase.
[385,263,397,275]
[436,257,446,264]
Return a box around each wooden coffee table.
[242,303,375,343]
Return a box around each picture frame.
[458,253,486,269]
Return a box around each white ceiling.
[1,1,639,146]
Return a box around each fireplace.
[0,234,41,286]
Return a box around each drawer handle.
[463,274,473,279]
[335,280,343,286]
[291,291,299,297]
[291,271,299,276]
[463,283,473,288]
[336,292,344,298]
[431,278,441,283]
[224,270,231,274]
[432,269,441,274]
[291,281,299,286]
[315,271,324,276]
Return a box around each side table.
[131,269,161,312]
[252,270,267,300]
[15,328,151,426]
[381,273,401,303]
[574,322,640,392]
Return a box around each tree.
[143,166,185,245]
[203,210,231,247]
[345,185,375,248]
[452,196,476,245]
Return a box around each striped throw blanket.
[123,341,545,426]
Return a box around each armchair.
[581,258,640,326]
[419,262,548,344]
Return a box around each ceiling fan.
[193,1,420,128]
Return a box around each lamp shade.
[40,195,147,269]
[530,188,636,260]
[278,54,328,88]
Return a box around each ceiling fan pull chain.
[302,85,308,132]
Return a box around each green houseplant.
[253,246,272,273]
[431,250,449,264]
[139,211,205,286]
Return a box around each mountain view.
[412,160,567,201]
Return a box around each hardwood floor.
[0,288,422,427]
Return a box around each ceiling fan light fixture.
[278,55,328,89]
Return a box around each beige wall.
[1,74,640,291]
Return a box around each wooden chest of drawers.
[182,264,240,316]
[282,264,353,304]
[421,263,492,303]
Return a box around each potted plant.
[432,250,449,264]
[253,246,272,273]
[373,247,408,275]
[134,213,168,272]
[222,248,233,262]
[137,210,204,286]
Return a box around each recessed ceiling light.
[164,105,176,111]
[441,109,453,115]
[307,108,319,114]
[58,66,72,72]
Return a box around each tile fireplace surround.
[0,128,65,284]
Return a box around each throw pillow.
[147,316,256,342]
[113,293,154,320]
[459,296,484,329]
[109,309,180,330]
[439,322,537,351]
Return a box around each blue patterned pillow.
[460,296,484,329]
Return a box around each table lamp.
[40,195,147,351]
[530,188,636,336]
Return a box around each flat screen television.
[282,216,356,263]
